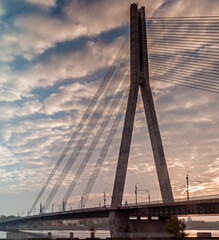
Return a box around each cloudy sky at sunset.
[0,0,218,217]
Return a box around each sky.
[0,0,218,219]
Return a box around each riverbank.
[22,236,219,239]
[1,229,219,239]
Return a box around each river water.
[0,230,219,238]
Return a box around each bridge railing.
[3,194,219,220]
[121,194,219,207]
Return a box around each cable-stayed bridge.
[1,4,219,238]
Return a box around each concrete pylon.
[111,3,174,209]
[109,4,174,238]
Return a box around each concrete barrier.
[197,232,212,238]
[6,232,28,240]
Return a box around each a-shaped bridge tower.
[109,4,174,238]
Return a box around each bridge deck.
[1,198,219,226]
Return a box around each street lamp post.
[186,171,191,201]
[81,197,84,209]
[148,193,150,204]
[135,183,139,205]
[103,192,106,207]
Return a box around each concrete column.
[138,7,174,203]
[48,232,52,239]
[111,3,140,208]
[70,232,74,239]
[109,3,174,238]
[111,3,173,209]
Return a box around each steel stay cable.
[147,16,219,20]
[63,68,130,203]
[148,24,219,28]
[149,52,219,69]
[148,16,219,19]
[150,80,219,94]
[41,57,130,209]
[148,40,219,50]
[149,49,219,59]
[148,38,219,47]
[43,79,125,210]
[148,29,219,33]
[148,17,219,19]
[147,23,219,26]
[148,25,219,29]
[29,34,130,215]
[148,39,219,46]
[148,35,219,41]
[148,19,219,22]
[149,63,219,84]
[149,31,219,35]
[148,42,219,52]
[148,43,218,57]
[149,46,219,59]
[149,44,219,57]
[149,51,219,64]
[43,68,128,210]
[150,76,219,94]
[150,56,219,74]
[147,28,219,34]
[150,70,219,87]
[149,65,219,89]
[149,61,219,83]
[149,32,219,37]
[79,87,129,208]
[147,33,219,38]
[43,49,130,211]
[149,49,219,62]
[148,27,219,32]
[149,70,219,92]
[150,75,219,92]
[150,70,219,91]
[149,53,219,67]
[148,27,219,30]
[149,54,219,71]
[150,75,219,91]
[147,20,219,24]
[148,23,219,28]
[147,30,219,35]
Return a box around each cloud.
[16,99,42,117]
[213,177,219,184]
[0,145,18,167]
[0,3,4,17]
[0,0,219,215]
[0,0,131,63]
[0,104,17,120]
[0,36,124,104]
[0,100,42,120]
[42,82,95,115]
[24,0,56,8]
[152,0,219,17]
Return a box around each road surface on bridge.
[1,198,219,227]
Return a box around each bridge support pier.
[109,211,172,239]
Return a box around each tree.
[164,216,188,238]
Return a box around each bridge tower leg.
[109,3,174,238]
